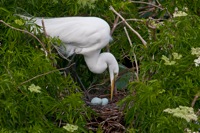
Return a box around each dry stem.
[133,53,139,81]
[130,0,164,10]
[191,94,199,107]
[110,15,120,35]
[109,6,147,46]
[123,26,132,47]
[123,26,139,81]
[18,63,75,87]
[130,0,172,18]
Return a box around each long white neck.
[83,50,106,74]
[83,51,119,82]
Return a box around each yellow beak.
[111,74,117,101]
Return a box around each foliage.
[119,9,200,133]
[0,4,92,132]
[0,0,200,132]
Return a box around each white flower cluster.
[191,47,200,67]
[28,84,41,93]
[161,52,182,65]
[163,106,198,122]
[173,11,187,17]
[63,123,78,132]
[185,128,199,133]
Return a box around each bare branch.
[109,6,147,47]
[117,18,145,27]
[130,0,164,10]
[123,26,139,81]
[110,15,120,35]
[130,0,172,19]
[133,53,139,81]
[18,63,75,87]
[42,18,48,37]
[123,26,132,47]
[191,94,199,107]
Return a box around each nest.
[85,90,126,133]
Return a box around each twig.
[110,15,119,35]
[106,16,120,52]
[130,0,172,19]
[109,6,147,46]
[41,18,49,56]
[130,0,164,10]
[123,26,132,47]
[17,63,75,87]
[191,94,199,107]
[100,116,118,125]
[155,0,161,6]
[123,25,139,81]
[133,53,139,81]
[42,18,48,37]
[0,20,48,55]
[117,18,145,27]
[196,109,200,116]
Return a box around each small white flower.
[194,57,200,67]
[173,11,187,17]
[191,47,200,57]
[163,106,198,122]
[28,84,41,93]
[172,52,182,60]
[63,123,78,132]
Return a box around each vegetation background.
[0,0,200,132]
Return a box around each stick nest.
[85,90,126,133]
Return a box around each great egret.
[20,16,119,100]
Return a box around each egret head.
[83,51,119,100]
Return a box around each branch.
[130,0,164,10]
[106,16,120,53]
[123,26,132,47]
[130,0,172,19]
[110,15,120,35]
[0,20,48,55]
[117,18,145,27]
[191,93,200,107]
[17,63,75,87]
[133,53,139,81]
[109,6,147,47]
[42,18,48,37]
[123,26,139,81]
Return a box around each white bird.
[20,16,119,100]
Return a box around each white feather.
[20,15,119,99]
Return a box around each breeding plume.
[21,16,119,100]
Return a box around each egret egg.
[91,97,102,105]
[101,98,109,105]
